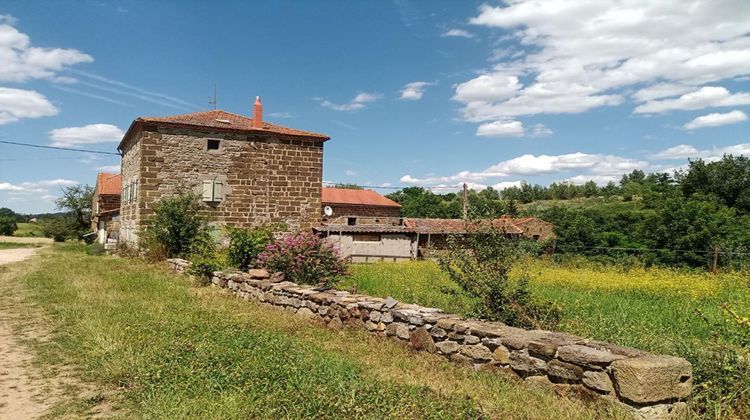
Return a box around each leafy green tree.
[0,216,18,235]
[55,185,94,240]
[680,155,750,214]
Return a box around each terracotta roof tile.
[322,188,401,208]
[139,109,329,140]
[403,218,524,235]
[96,173,121,195]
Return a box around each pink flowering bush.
[258,232,347,286]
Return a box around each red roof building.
[321,187,401,221]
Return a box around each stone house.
[321,187,402,224]
[117,97,329,243]
[91,172,121,245]
[512,216,556,242]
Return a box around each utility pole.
[462,183,468,220]
[711,245,720,274]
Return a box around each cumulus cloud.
[683,110,748,130]
[634,87,750,114]
[320,92,381,112]
[654,143,750,160]
[95,164,121,173]
[399,81,433,100]
[0,87,58,124]
[442,28,474,38]
[48,124,124,147]
[529,123,553,137]
[476,120,524,137]
[400,152,647,186]
[344,169,357,176]
[0,16,92,82]
[455,1,750,129]
[0,179,79,194]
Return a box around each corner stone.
[410,327,437,353]
[611,356,692,404]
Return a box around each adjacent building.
[321,187,402,223]
[117,97,329,243]
[91,172,121,245]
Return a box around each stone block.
[556,345,626,369]
[380,311,393,323]
[611,356,692,404]
[430,327,447,339]
[435,340,460,354]
[511,351,547,376]
[546,359,583,382]
[492,345,511,365]
[460,344,493,362]
[582,370,614,394]
[395,323,410,340]
[409,327,437,353]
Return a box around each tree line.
[386,155,750,269]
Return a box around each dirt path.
[0,249,117,419]
[0,247,41,266]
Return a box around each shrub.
[258,232,347,286]
[438,229,561,329]
[186,229,224,283]
[40,217,75,242]
[0,216,17,236]
[140,191,209,259]
[86,243,106,256]
[226,226,273,271]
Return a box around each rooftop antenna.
[208,84,217,109]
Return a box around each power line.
[0,140,120,156]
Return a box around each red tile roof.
[139,110,329,140]
[403,217,524,235]
[96,173,121,195]
[322,188,401,208]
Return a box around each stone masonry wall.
[122,125,323,243]
[119,127,142,243]
[324,204,402,219]
[167,259,693,419]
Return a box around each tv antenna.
[208,84,217,109]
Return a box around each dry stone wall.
[168,258,692,419]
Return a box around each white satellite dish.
[323,206,334,216]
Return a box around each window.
[207,139,220,151]
[352,233,381,242]
[347,217,357,226]
[202,180,224,202]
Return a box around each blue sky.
[1,0,749,213]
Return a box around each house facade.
[321,187,402,223]
[117,97,329,243]
[91,172,121,245]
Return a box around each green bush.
[0,216,18,236]
[438,229,561,329]
[226,226,273,271]
[258,232,347,287]
[86,243,106,256]
[40,217,75,242]
[140,191,209,259]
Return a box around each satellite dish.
[323,206,333,216]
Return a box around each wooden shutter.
[213,181,223,202]
[202,181,213,202]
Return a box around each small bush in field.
[258,232,347,287]
[226,226,273,271]
[438,228,561,329]
[0,216,18,236]
[187,230,223,283]
[141,191,208,259]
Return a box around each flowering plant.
[258,232,347,286]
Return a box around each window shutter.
[131,182,137,202]
[213,181,223,202]
[124,183,130,203]
[202,181,213,202]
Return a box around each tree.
[680,155,750,214]
[141,192,209,258]
[55,185,94,239]
[0,216,17,235]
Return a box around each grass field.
[1,245,620,419]
[14,222,44,237]
[341,260,750,418]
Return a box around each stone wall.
[325,233,414,262]
[324,204,402,219]
[167,259,692,419]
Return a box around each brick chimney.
[253,96,263,128]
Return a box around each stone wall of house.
[119,127,143,243]
[121,125,324,243]
[324,204,401,219]
[167,258,693,419]
[518,219,556,242]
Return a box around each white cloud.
[654,143,750,160]
[529,123,553,137]
[0,182,24,191]
[399,81,433,100]
[442,28,474,38]
[476,120,524,137]
[683,110,748,130]
[400,152,647,186]
[492,180,523,190]
[563,175,620,186]
[320,92,381,112]
[0,17,92,82]
[456,1,750,127]
[344,169,357,176]
[0,179,79,194]
[0,87,58,124]
[48,123,124,147]
[634,86,750,114]
[96,164,121,173]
